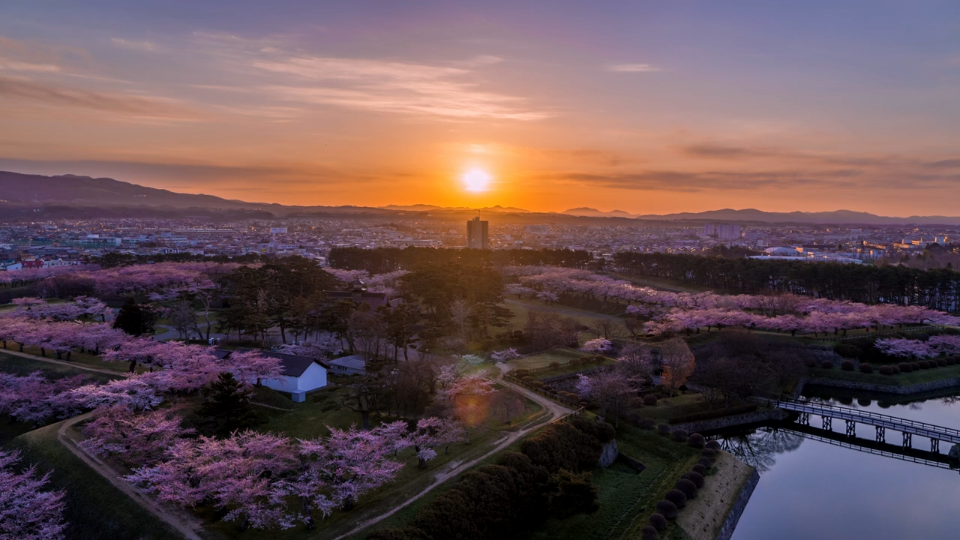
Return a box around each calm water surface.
[714,390,960,540]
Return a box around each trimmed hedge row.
[644,436,719,540]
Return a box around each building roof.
[329,355,367,370]
[220,348,329,377]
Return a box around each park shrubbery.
[655,500,679,520]
[644,447,722,539]
[841,360,855,371]
[682,471,705,488]
[859,363,873,373]
[369,417,614,540]
[665,489,687,508]
[641,526,660,540]
[648,513,667,532]
[643,394,658,406]
[687,433,705,448]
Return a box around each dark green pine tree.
[195,372,266,437]
[113,297,157,336]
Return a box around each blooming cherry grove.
[504,266,960,336]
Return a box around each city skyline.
[2,1,960,215]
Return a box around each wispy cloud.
[250,54,547,121]
[607,63,660,73]
[110,38,157,52]
[191,33,547,121]
[0,76,193,119]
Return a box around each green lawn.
[509,348,585,369]
[811,363,960,387]
[531,425,700,540]
[619,392,709,424]
[2,343,131,373]
[502,297,623,328]
[5,421,188,540]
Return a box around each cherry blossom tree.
[71,377,164,411]
[660,338,695,396]
[490,348,521,362]
[0,450,66,540]
[0,372,88,427]
[280,423,408,528]
[221,350,284,387]
[574,369,631,426]
[874,338,937,359]
[581,338,612,353]
[126,431,296,531]
[79,406,192,468]
[406,417,466,468]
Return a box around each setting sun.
[462,169,492,192]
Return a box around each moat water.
[711,388,960,540]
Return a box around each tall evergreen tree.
[113,297,156,336]
[195,372,265,437]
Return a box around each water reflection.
[709,387,960,540]
[718,429,804,473]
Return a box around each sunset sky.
[1,1,959,215]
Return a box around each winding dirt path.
[56,413,206,540]
[332,366,573,540]
[0,347,127,377]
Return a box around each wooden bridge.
[764,398,960,453]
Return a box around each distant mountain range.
[631,208,960,225]
[381,204,531,214]
[3,170,960,225]
[562,207,636,218]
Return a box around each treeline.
[614,252,960,312]
[368,417,615,540]
[96,252,267,268]
[328,247,591,273]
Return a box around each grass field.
[507,348,617,380]
[509,348,585,369]
[625,393,710,424]
[530,425,701,540]
[811,363,960,387]
[0,351,121,382]
[2,343,131,373]
[5,421,188,540]
[502,297,623,329]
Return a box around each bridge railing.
[762,398,960,440]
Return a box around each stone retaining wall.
[800,376,960,395]
[716,468,760,540]
[671,409,790,434]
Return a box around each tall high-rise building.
[466,216,489,249]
